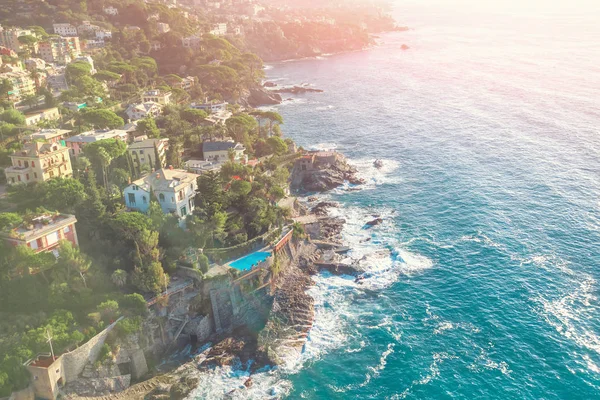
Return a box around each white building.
[141,90,172,105]
[123,168,199,223]
[95,30,112,40]
[53,23,78,37]
[156,23,170,34]
[125,101,163,121]
[209,23,227,36]
[202,140,245,162]
[104,6,119,15]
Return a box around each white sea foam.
[315,105,335,111]
[348,157,402,188]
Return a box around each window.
[24,161,29,167]
[159,193,165,202]
[132,185,138,191]
[180,206,187,216]
[128,193,136,205]
[26,174,29,180]
[46,232,59,246]
[34,172,37,178]
[64,225,70,233]
[142,196,147,204]
[18,175,21,181]
[31,161,35,167]
[140,150,144,154]
[18,160,21,166]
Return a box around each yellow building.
[4,142,73,185]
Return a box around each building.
[128,138,169,170]
[38,37,81,64]
[150,41,162,51]
[0,45,18,58]
[181,35,202,49]
[53,23,78,37]
[202,140,245,162]
[0,70,35,101]
[23,57,46,72]
[177,76,196,91]
[65,129,128,156]
[24,129,71,144]
[0,26,34,52]
[1,213,78,264]
[77,21,100,35]
[95,30,112,40]
[141,90,172,105]
[63,101,87,112]
[4,142,72,185]
[209,23,227,36]
[157,22,170,34]
[24,107,61,126]
[104,6,119,15]
[125,101,163,121]
[123,168,199,221]
[1,213,78,256]
[190,100,228,113]
[185,159,221,174]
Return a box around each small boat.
[373,159,384,169]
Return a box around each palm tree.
[111,269,128,288]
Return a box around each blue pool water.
[229,251,272,271]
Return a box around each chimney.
[169,165,173,170]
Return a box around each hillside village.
[0,0,395,398]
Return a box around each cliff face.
[257,240,320,365]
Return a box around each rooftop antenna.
[45,328,55,360]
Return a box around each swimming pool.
[228,251,271,271]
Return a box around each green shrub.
[120,294,148,317]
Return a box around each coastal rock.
[401,44,410,50]
[263,81,277,87]
[272,85,324,94]
[169,376,199,400]
[292,152,361,193]
[311,201,338,216]
[247,87,282,107]
[365,218,384,227]
[320,217,346,241]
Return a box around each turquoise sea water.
[189,2,600,398]
[229,251,272,271]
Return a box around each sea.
[188,1,600,398]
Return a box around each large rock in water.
[248,88,282,107]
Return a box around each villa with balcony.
[4,142,72,185]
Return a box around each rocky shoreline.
[84,152,367,400]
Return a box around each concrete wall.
[183,316,213,343]
[62,318,122,383]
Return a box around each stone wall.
[183,316,213,343]
[61,317,123,383]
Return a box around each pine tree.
[154,143,162,170]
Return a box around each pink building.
[1,213,78,257]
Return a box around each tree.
[0,213,22,230]
[82,109,124,129]
[0,79,13,102]
[181,108,207,125]
[111,269,128,288]
[94,70,121,82]
[65,61,92,84]
[262,111,283,136]
[154,144,162,170]
[56,240,92,288]
[267,136,288,155]
[195,171,224,217]
[198,254,209,273]
[135,117,160,138]
[0,109,25,125]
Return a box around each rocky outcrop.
[365,218,383,227]
[292,154,363,193]
[272,86,324,94]
[247,87,282,107]
[311,201,338,216]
